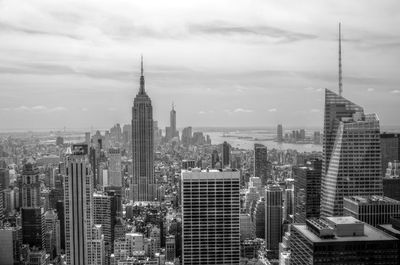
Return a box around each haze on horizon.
[0,0,399,131]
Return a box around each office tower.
[381,133,400,176]
[253,198,265,239]
[93,192,112,265]
[0,227,21,264]
[343,195,400,227]
[0,167,9,191]
[22,207,45,249]
[245,186,260,213]
[277,124,283,142]
[383,170,400,200]
[88,225,105,265]
[181,127,192,146]
[85,132,91,146]
[21,159,40,208]
[240,213,255,241]
[166,235,176,262]
[211,150,219,169]
[279,231,291,265]
[44,209,61,259]
[249,176,262,195]
[108,148,122,187]
[254,143,269,185]
[181,160,195,170]
[290,216,399,264]
[321,89,382,217]
[55,201,65,251]
[170,103,177,138]
[64,145,93,265]
[293,159,322,223]
[181,169,240,265]
[221,141,231,168]
[131,56,157,202]
[283,188,294,221]
[265,184,283,259]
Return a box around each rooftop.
[344,195,400,205]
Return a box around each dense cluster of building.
[1,56,400,265]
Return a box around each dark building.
[293,159,322,223]
[252,198,265,239]
[55,200,65,250]
[254,143,269,185]
[381,133,400,176]
[221,141,231,168]
[277,124,283,142]
[211,150,219,169]
[22,207,44,250]
[383,177,400,201]
[55,136,64,146]
[181,160,195,170]
[291,216,399,265]
[0,167,9,191]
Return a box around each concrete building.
[240,213,255,241]
[22,207,45,250]
[265,184,283,259]
[380,133,400,177]
[20,159,41,208]
[221,141,231,168]
[131,56,157,202]
[254,143,269,185]
[181,169,240,265]
[253,198,265,239]
[108,148,122,187]
[343,195,400,227]
[277,124,283,142]
[165,235,175,262]
[64,145,93,265]
[290,216,399,264]
[321,89,382,217]
[0,227,21,265]
[293,159,322,223]
[44,209,61,259]
[93,192,113,265]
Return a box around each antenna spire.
[139,54,145,94]
[339,23,343,96]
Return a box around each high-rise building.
[240,213,255,241]
[383,174,400,201]
[108,148,122,187]
[253,198,265,239]
[88,225,105,265]
[170,103,177,139]
[21,159,41,208]
[44,209,61,259]
[181,127,192,146]
[293,159,322,223]
[211,150,219,169]
[22,207,45,250]
[165,235,176,261]
[0,167,9,191]
[254,143,269,185]
[181,169,240,265]
[321,89,382,217]
[380,133,400,177]
[343,195,400,227]
[265,184,283,259]
[0,227,21,265]
[221,141,231,168]
[131,56,157,202]
[181,160,195,170]
[290,216,399,264]
[64,145,93,265]
[93,192,112,265]
[55,200,65,251]
[277,124,283,142]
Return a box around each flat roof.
[344,195,400,205]
[293,223,396,243]
[379,224,400,235]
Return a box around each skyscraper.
[380,133,400,176]
[170,102,177,138]
[64,145,93,265]
[108,148,122,187]
[181,169,240,265]
[93,192,112,265]
[221,141,231,168]
[265,184,283,259]
[293,159,322,223]
[20,159,41,208]
[181,126,192,146]
[131,56,157,202]
[277,124,283,142]
[254,143,269,185]
[320,89,382,217]
[22,207,45,250]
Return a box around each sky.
[0,0,399,131]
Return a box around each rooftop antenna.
[339,23,343,96]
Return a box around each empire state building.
[131,56,157,202]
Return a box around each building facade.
[181,169,240,265]
[265,184,283,259]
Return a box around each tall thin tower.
[131,56,157,202]
[338,22,343,96]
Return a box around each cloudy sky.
[0,0,399,130]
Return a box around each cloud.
[233,108,253,113]
[391,90,400,94]
[8,105,67,112]
[367,88,375,92]
[198,110,206,114]
[82,107,88,111]
[108,107,117,111]
[268,108,277,112]
[188,21,317,43]
[310,108,320,113]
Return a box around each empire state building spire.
[140,54,145,94]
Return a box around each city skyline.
[0,0,400,130]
